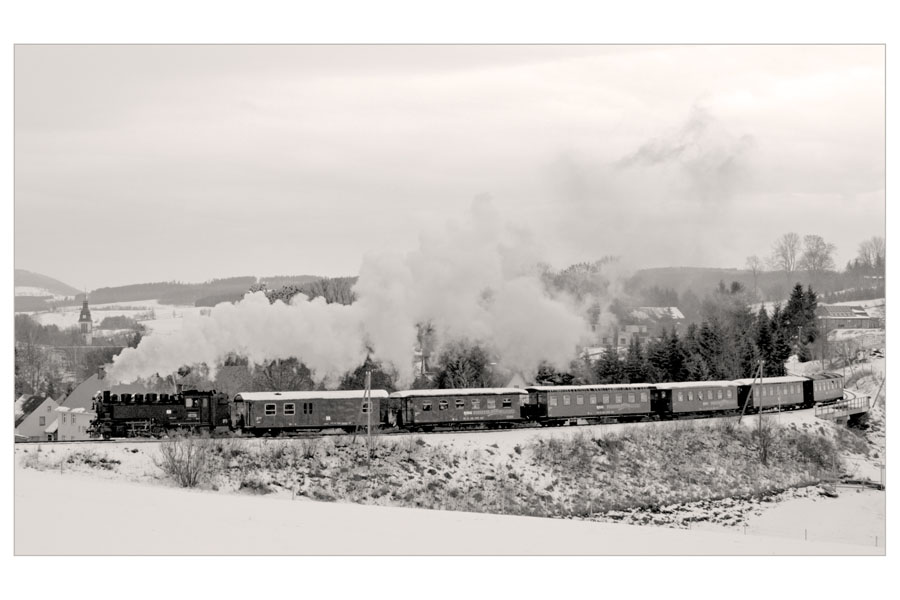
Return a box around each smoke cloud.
[107,198,595,387]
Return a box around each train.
[88,372,846,439]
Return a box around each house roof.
[44,419,59,434]
[14,395,54,428]
[631,307,685,321]
[817,305,872,319]
[61,374,150,411]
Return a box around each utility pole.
[365,370,372,457]
[739,360,764,425]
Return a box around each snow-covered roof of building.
[732,376,808,386]
[234,390,390,401]
[57,406,91,414]
[390,388,528,398]
[527,383,653,393]
[44,419,59,434]
[14,395,54,428]
[61,374,151,411]
[653,381,737,389]
[817,305,873,319]
[631,307,685,321]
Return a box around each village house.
[14,395,60,442]
[816,305,882,332]
[55,406,96,441]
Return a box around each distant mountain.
[14,269,81,297]
[87,275,324,306]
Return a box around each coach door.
[300,400,315,428]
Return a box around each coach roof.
[390,388,528,398]
[526,384,653,393]
[732,376,808,386]
[234,390,389,401]
[653,381,737,389]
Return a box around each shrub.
[154,435,216,488]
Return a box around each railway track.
[16,406,818,447]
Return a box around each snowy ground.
[13,467,881,555]
[14,386,886,555]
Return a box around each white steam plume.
[107,198,595,386]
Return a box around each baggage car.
[231,390,389,435]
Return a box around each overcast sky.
[14,45,885,290]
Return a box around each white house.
[56,406,96,441]
[14,395,60,442]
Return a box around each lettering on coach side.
[462,409,514,416]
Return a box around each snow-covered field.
[26,300,207,336]
[14,384,886,556]
[13,466,881,555]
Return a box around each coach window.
[422,401,432,412]
[438,400,448,411]
[362,402,370,413]
[688,391,693,402]
[678,392,684,402]
[576,395,584,405]
[284,403,296,416]
[472,399,481,409]
[726,389,733,398]
[590,395,597,405]
[502,398,512,408]
[707,391,713,400]
[456,398,466,409]
[627,393,635,403]
[487,399,497,410]
[264,403,276,416]
[548,396,557,407]
[640,392,648,402]
[602,394,610,404]
[615,394,622,404]
[717,390,723,400]
[563,395,571,406]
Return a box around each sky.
[14,44,885,291]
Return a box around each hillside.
[15,272,325,312]
[14,269,82,297]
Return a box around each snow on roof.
[631,307,685,320]
[390,388,528,398]
[732,376,808,385]
[653,381,737,389]
[527,383,653,393]
[234,390,390,401]
[818,305,873,318]
[44,419,59,434]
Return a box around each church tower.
[78,295,93,346]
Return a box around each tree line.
[537,283,820,386]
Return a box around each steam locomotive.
[89,372,845,439]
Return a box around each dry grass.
[154,435,216,488]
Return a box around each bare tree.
[745,255,764,297]
[770,232,801,283]
[800,234,836,287]
[858,236,885,272]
